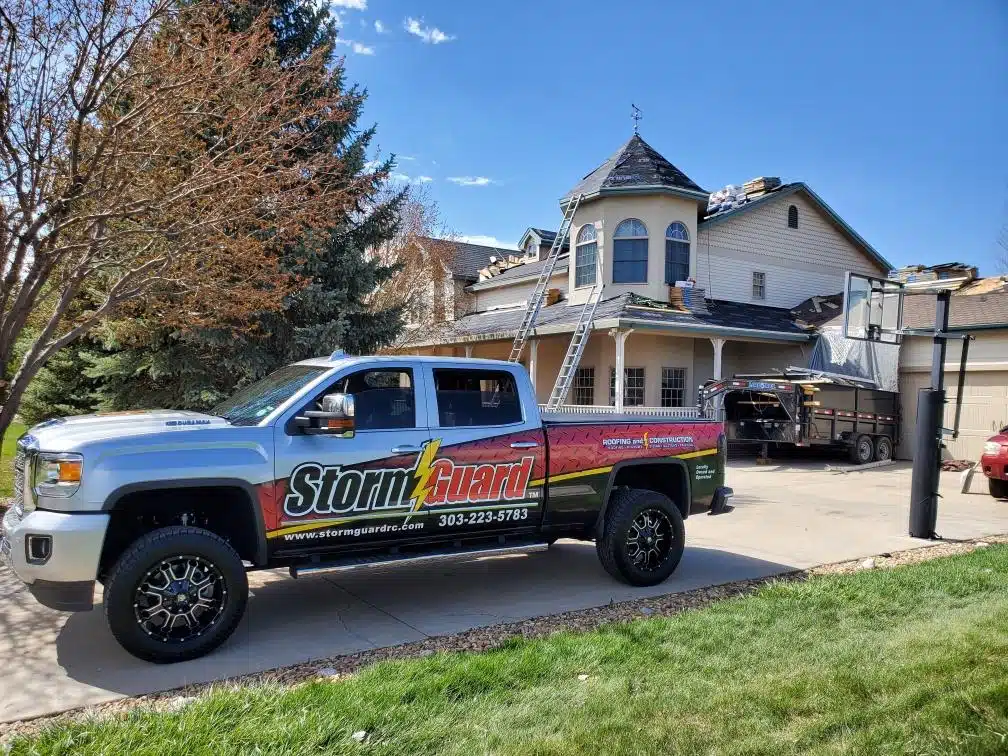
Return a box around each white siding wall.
[471,269,567,312]
[696,193,886,310]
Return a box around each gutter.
[560,185,709,207]
[613,316,814,342]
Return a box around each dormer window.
[787,204,798,229]
[664,222,690,285]
[574,224,598,287]
[613,218,648,283]
[525,239,538,259]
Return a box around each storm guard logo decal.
[282,439,536,519]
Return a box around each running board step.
[288,538,550,578]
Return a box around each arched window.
[613,218,648,283]
[787,204,798,229]
[574,224,598,287]
[664,222,690,285]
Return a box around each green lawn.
[15,547,1008,756]
[0,420,26,499]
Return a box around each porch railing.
[540,403,709,419]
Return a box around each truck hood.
[25,410,231,451]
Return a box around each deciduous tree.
[0,0,368,437]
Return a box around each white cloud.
[331,0,366,9]
[374,19,385,33]
[454,235,518,250]
[364,159,381,172]
[335,38,375,55]
[398,155,416,161]
[404,17,455,44]
[391,173,433,184]
[447,176,493,187]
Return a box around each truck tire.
[874,436,893,462]
[850,434,874,465]
[990,478,1008,499]
[596,488,685,587]
[103,526,248,664]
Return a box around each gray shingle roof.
[393,293,809,349]
[531,228,557,244]
[420,237,518,282]
[901,279,1008,330]
[817,277,1008,332]
[561,135,706,203]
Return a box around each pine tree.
[27,0,405,416]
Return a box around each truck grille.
[12,444,26,518]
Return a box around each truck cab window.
[330,369,415,430]
[433,369,522,427]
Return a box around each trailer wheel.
[850,434,875,465]
[596,488,685,587]
[103,526,248,663]
[874,436,893,462]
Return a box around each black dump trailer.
[698,369,900,464]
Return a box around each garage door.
[898,369,1008,461]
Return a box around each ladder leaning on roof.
[506,194,583,364]
[546,249,604,409]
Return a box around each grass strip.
[13,545,1008,756]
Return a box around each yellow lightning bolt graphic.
[408,438,441,515]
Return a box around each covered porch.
[397,296,813,413]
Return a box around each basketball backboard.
[842,272,904,344]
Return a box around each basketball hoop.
[841,272,905,345]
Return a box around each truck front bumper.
[1,506,109,611]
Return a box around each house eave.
[561,185,710,207]
[396,315,813,349]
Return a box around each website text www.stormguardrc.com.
[283,521,424,541]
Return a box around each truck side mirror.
[295,392,355,437]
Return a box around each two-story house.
[393,134,892,411]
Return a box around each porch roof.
[392,293,813,350]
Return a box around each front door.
[269,362,431,555]
[417,364,546,537]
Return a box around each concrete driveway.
[2,460,1007,722]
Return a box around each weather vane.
[631,103,642,135]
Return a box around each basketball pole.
[908,289,951,539]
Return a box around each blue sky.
[332,0,1007,274]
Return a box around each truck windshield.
[212,365,328,426]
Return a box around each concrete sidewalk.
[2,460,1006,722]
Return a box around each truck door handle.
[510,441,539,449]
[391,445,422,454]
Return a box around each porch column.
[464,345,473,358]
[528,338,538,391]
[710,337,726,380]
[611,329,633,412]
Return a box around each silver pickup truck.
[2,354,729,663]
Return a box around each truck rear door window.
[433,369,522,427]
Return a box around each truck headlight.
[32,453,83,498]
[985,441,1003,456]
